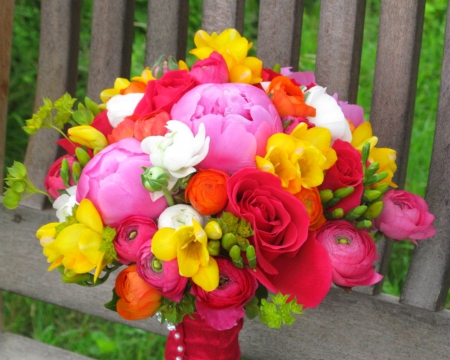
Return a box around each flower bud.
[75,147,92,167]
[331,208,344,219]
[12,180,26,194]
[364,171,389,186]
[72,162,81,184]
[60,158,70,187]
[373,183,389,195]
[319,189,333,203]
[323,197,341,208]
[61,272,93,284]
[364,162,380,179]
[356,220,372,229]
[141,166,170,192]
[2,189,21,210]
[246,245,256,269]
[204,220,223,240]
[221,233,237,251]
[344,205,368,220]
[229,244,242,263]
[333,186,355,199]
[362,189,382,202]
[361,142,371,164]
[363,201,384,219]
[68,125,108,151]
[207,240,221,256]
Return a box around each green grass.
[2,0,448,359]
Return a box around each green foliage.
[158,292,196,325]
[259,293,304,329]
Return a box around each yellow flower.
[152,219,219,291]
[68,125,108,153]
[351,122,397,187]
[36,199,116,282]
[256,123,336,193]
[190,28,262,84]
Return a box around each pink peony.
[190,257,257,330]
[114,216,158,264]
[316,220,383,288]
[136,242,187,302]
[373,190,436,244]
[44,155,77,199]
[76,138,167,226]
[332,93,364,128]
[190,51,229,84]
[170,83,282,174]
[226,168,332,307]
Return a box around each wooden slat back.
[22,0,81,210]
[400,3,450,311]
[201,0,245,34]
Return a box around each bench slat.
[87,0,135,101]
[316,0,366,103]
[257,0,303,70]
[146,0,189,67]
[23,0,81,211]
[400,3,450,311]
[0,202,449,359]
[201,0,245,34]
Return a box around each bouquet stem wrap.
[165,312,243,360]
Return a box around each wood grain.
[201,0,245,34]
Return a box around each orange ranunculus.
[267,76,316,118]
[294,187,326,231]
[107,118,135,144]
[121,81,147,95]
[134,110,170,141]
[185,169,229,215]
[115,264,162,321]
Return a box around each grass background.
[2,0,447,358]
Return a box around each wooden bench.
[1,0,449,359]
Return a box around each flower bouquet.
[2,29,436,360]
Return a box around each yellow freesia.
[190,28,262,84]
[68,125,108,153]
[36,199,116,282]
[256,123,336,193]
[152,219,219,291]
[351,122,398,187]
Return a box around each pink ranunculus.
[136,242,187,302]
[170,83,282,174]
[226,168,332,308]
[282,115,315,135]
[133,70,197,116]
[190,51,229,84]
[114,216,158,264]
[319,139,364,214]
[316,220,383,288]
[373,190,436,244]
[44,155,77,199]
[280,67,316,89]
[190,257,258,330]
[332,93,364,128]
[76,138,167,226]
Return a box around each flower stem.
[162,187,175,206]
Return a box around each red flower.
[133,70,196,115]
[190,257,258,330]
[226,168,332,308]
[44,155,77,199]
[190,51,229,84]
[319,139,364,213]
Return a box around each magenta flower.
[332,93,364,128]
[170,83,282,174]
[76,138,167,226]
[190,51,229,84]
[136,242,188,302]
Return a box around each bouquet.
[2,28,436,359]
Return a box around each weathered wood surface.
[0,203,449,360]
[201,0,245,34]
[0,332,94,360]
[400,2,450,311]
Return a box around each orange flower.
[293,187,326,231]
[115,264,162,321]
[121,81,147,95]
[108,118,135,144]
[267,76,316,118]
[134,110,170,141]
[185,169,229,215]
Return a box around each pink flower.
[316,220,383,288]
[373,190,436,244]
[170,83,282,174]
[76,138,167,226]
[114,216,158,264]
[190,257,257,330]
[190,51,229,84]
[44,155,77,199]
[136,242,187,302]
[280,67,316,88]
[332,93,364,128]
[226,168,332,308]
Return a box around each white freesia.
[305,86,352,142]
[106,93,144,128]
[53,186,78,222]
[157,204,205,229]
[141,120,210,178]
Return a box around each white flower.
[106,93,144,128]
[305,86,352,142]
[157,204,205,229]
[141,120,210,178]
[53,186,78,222]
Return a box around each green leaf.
[104,287,120,312]
[72,109,94,125]
[259,293,304,329]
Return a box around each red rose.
[190,51,229,84]
[226,168,332,308]
[133,70,196,115]
[190,257,258,330]
[373,190,436,244]
[113,216,158,264]
[44,155,77,199]
[316,220,383,288]
[319,139,364,213]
